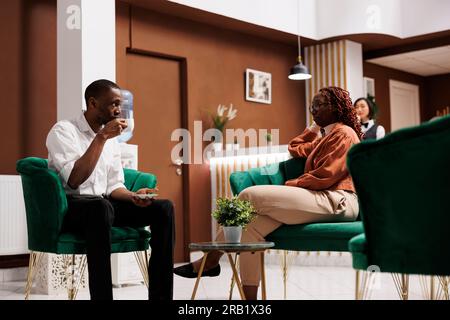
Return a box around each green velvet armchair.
[347,115,450,300]
[16,157,156,300]
[230,157,363,298]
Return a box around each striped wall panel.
[304,40,347,126]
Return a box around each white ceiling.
[366,45,450,77]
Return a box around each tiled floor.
[0,255,438,300]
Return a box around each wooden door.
[389,80,420,132]
[126,52,188,262]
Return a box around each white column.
[344,40,364,102]
[57,0,116,121]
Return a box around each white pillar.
[57,0,116,121]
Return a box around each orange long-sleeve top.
[286,123,360,192]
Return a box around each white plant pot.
[223,226,242,243]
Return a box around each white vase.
[223,226,242,243]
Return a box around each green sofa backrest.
[229,157,306,195]
[16,157,156,253]
[347,115,450,275]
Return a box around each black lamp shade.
[288,62,312,80]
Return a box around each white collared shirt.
[361,119,386,139]
[46,113,125,196]
[321,122,338,137]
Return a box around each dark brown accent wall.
[0,0,56,268]
[116,2,305,244]
[0,1,23,174]
[424,74,450,120]
[0,0,56,174]
[22,0,57,158]
[363,62,426,133]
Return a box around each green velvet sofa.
[16,157,156,299]
[229,157,363,298]
[347,115,450,299]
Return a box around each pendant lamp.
[288,3,311,80]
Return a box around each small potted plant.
[212,196,257,243]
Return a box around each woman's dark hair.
[319,86,363,140]
[353,97,375,120]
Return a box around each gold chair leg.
[67,254,76,300]
[355,270,360,300]
[72,255,87,300]
[281,250,287,300]
[191,252,208,300]
[355,270,376,300]
[25,252,43,300]
[279,250,298,300]
[438,276,449,300]
[419,275,438,300]
[61,254,88,300]
[356,270,369,300]
[392,273,409,300]
[228,253,238,300]
[430,276,435,300]
[134,250,149,288]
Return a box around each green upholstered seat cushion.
[266,221,363,251]
[230,157,362,252]
[57,227,151,254]
[124,168,157,191]
[17,157,155,254]
[348,233,368,270]
[347,114,450,275]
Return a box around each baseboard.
[0,254,29,269]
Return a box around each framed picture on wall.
[245,68,272,104]
[363,77,375,97]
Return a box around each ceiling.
[366,45,450,77]
[124,0,450,77]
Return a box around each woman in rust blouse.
[175,86,363,299]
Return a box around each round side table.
[188,241,274,300]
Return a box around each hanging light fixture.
[288,2,311,80]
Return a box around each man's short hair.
[84,79,121,107]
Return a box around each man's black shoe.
[173,263,221,278]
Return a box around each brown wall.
[116,2,306,244]
[0,0,56,267]
[22,0,57,158]
[424,73,450,120]
[0,0,56,174]
[363,62,426,133]
[0,1,23,174]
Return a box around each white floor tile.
[0,263,446,300]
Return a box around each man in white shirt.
[46,79,175,300]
